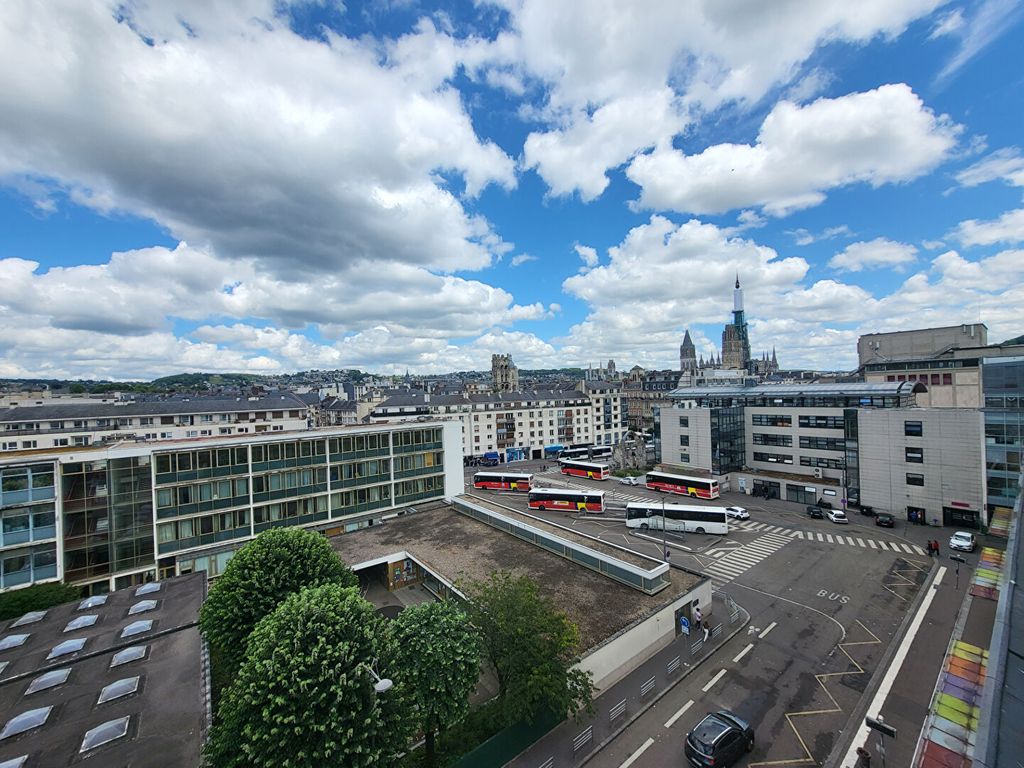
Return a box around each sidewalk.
[506,591,750,768]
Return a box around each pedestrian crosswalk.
[704,531,791,587]
[731,520,927,556]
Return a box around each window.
[678,416,689,428]
[25,669,71,695]
[80,716,130,752]
[679,434,690,447]
[0,706,52,740]
[110,646,147,667]
[0,634,29,651]
[752,433,792,447]
[97,677,140,704]
[64,615,98,633]
[11,611,46,628]
[905,447,924,463]
[942,373,952,385]
[679,452,690,463]
[906,473,925,486]
[120,620,153,638]
[751,414,792,427]
[904,421,923,437]
[47,638,86,659]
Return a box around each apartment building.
[371,387,627,461]
[0,394,318,452]
[661,382,986,529]
[0,421,463,593]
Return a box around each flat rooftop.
[0,572,206,767]
[329,505,703,654]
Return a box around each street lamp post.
[359,660,393,694]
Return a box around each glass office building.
[983,357,1024,514]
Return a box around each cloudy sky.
[1,0,1023,379]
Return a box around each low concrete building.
[0,572,207,767]
[661,382,987,528]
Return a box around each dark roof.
[374,389,592,410]
[322,397,357,412]
[669,381,923,399]
[0,393,315,422]
[0,573,207,767]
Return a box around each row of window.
[798,436,846,451]
[798,415,844,429]
[751,414,791,427]
[157,510,249,543]
[753,452,792,464]
[156,478,251,508]
[0,465,55,493]
[885,373,953,385]
[753,433,792,447]
[254,495,330,525]
[155,447,250,475]
[800,456,845,470]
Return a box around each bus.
[558,459,610,480]
[527,488,605,513]
[559,445,613,461]
[558,447,591,460]
[645,471,720,499]
[472,471,533,492]
[625,503,729,535]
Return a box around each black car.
[875,512,895,527]
[806,505,825,519]
[859,505,876,517]
[685,711,755,767]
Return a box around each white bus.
[625,503,729,535]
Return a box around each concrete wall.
[745,406,846,483]
[858,408,984,524]
[864,367,981,408]
[578,577,713,691]
[858,324,987,365]
[660,406,712,471]
[442,420,466,498]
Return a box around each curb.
[825,559,940,767]
[578,601,752,766]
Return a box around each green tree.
[199,527,356,671]
[0,582,83,621]
[392,601,481,766]
[462,572,594,725]
[205,584,410,768]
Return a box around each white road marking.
[900,543,914,554]
[618,737,655,768]
[664,699,694,729]
[702,668,728,692]
[759,621,777,639]
[732,643,754,663]
[839,568,946,767]
[825,534,835,544]
[913,545,927,555]
[856,537,866,547]
[846,536,857,546]
[817,533,825,542]
[868,539,878,549]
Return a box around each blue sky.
[1,0,1023,379]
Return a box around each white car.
[724,506,749,520]
[617,476,640,486]
[826,509,848,524]
[949,531,976,552]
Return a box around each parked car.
[875,512,895,528]
[950,531,976,552]
[617,475,640,486]
[816,498,833,510]
[685,710,755,767]
[806,505,825,519]
[724,506,749,520]
[826,509,848,524]
[858,505,876,517]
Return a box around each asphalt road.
[462,462,976,767]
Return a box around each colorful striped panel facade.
[968,547,1004,601]
[986,506,1012,538]
[917,640,988,767]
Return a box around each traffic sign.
[679,616,690,636]
[866,715,897,739]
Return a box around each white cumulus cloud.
[829,238,919,272]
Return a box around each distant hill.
[999,334,1024,346]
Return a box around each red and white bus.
[559,459,610,480]
[527,488,605,513]
[645,471,720,500]
[472,471,533,492]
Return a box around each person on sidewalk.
[703,622,710,642]
[927,540,934,557]
[933,539,940,557]
[693,606,703,630]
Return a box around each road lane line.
[913,545,926,555]
[664,699,694,729]
[817,533,825,542]
[856,537,866,547]
[868,539,878,549]
[618,737,655,768]
[759,621,777,639]
[825,534,835,543]
[702,668,728,692]
[732,643,754,663]
[901,543,914,554]
[840,567,947,768]
[846,536,857,546]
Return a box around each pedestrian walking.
[693,605,703,629]
[933,539,940,557]
[703,623,710,642]
[927,540,934,557]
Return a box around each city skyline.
[1,1,1023,380]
